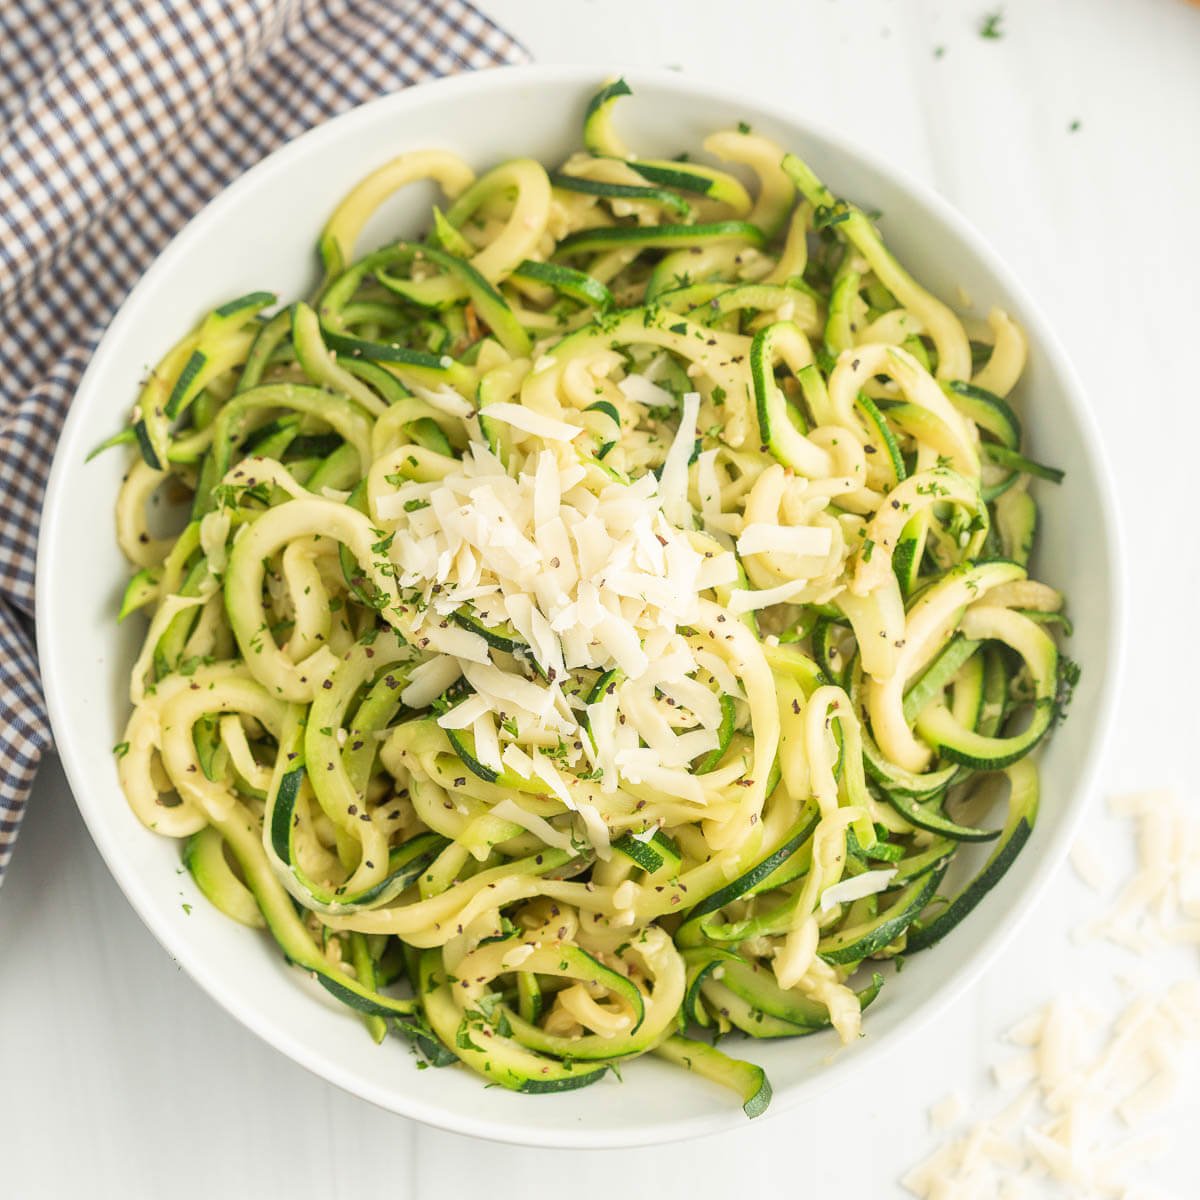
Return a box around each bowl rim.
[36,61,1126,1148]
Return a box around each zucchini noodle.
[103,79,1076,1118]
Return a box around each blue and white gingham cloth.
[0,0,527,884]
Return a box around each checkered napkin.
[0,0,527,884]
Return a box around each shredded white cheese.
[369,434,747,855]
[819,868,897,912]
[928,1091,966,1133]
[477,402,581,442]
[657,390,700,528]
[489,798,576,854]
[617,372,675,409]
[1069,833,1115,894]
[727,577,813,614]
[400,656,462,709]
[1082,789,1197,949]
[409,382,474,419]
[902,786,1200,1200]
[500,942,536,969]
[737,522,833,558]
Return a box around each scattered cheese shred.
[489,798,576,854]
[929,1090,966,1133]
[409,382,474,419]
[475,402,582,442]
[737,522,833,558]
[819,868,897,912]
[657,390,700,528]
[1069,834,1115,894]
[727,577,813,614]
[617,372,674,409]
[400,656,462,709]
[1082,789,1197,950]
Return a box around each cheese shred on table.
[904,788,1200,1197]
[105,78,1075,1113]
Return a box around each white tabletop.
[3,1,1199,1196]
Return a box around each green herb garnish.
[979,9,1004,39]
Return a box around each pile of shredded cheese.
[379,419,756,823]
[903,789,1200,1198]
[904,982,1200,1199]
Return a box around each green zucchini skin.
[212,805,422,1020]
[817,865,948,965]
[548,172,692,218]
[695,694,738,773]
[582,77,633,155]
[906,761,1040,952]
[119,568,161,621]
[183,827,264,928]
[612,829,682,874]
[855,391,906,488]
[418,951,610,1094]
[751,322,835,475]
[687,807,821,920]
[653,1035,772,1118]
[883,790,1000,844]
[511,259,615,310]
[556,220,764,259]
[628,163,752,212]
[915,609,1058,772]
[377,244,532,357]
[944,380,1021,448]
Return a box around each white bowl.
[37,64,1123,1148]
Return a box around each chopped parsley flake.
[979,9,1004,39]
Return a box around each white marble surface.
[3,1,1199,1195]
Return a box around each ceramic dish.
[36,64,1122,1147]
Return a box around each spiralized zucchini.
[105,80,1076,1117]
